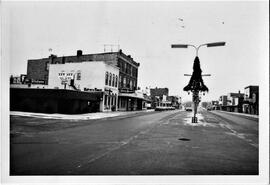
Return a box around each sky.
[4,1,269,102]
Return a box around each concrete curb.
[10,110,156,120]
[210,110,259,121]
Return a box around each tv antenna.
[103,44,120,52]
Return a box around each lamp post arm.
[187,44,198,56]
[187,44,207,56]
[196,44,207,56]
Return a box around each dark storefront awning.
[10,88,103,101]
[119,92,151,102]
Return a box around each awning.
[10,88,104,101]
[119,92,151,102]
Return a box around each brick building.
[26,49,144,112]
[27,50,139,89]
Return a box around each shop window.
[108,96,111,108]
[104,95,107,106]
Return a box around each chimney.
[77,50,83,56]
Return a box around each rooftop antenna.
[103,44,120,52]
[49,48,53,55]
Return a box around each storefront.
[118,92,148,111]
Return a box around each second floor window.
[112,74,115,87]
[123,77,126,88]
[115,75,118,87]
[105,72,108,85]
[130,80,133,90]
[109,73,112,86]
[77,71,81,80]
[119,76,122,88]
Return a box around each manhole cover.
[178,138,190,141]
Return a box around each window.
[45,62,49,71]
[112,74,115,87]
[130,80,133,90]
[119,75,122,88]
[105,72,108,85]
[108,96,110,108]
[124,63,127,73]
[109,73,112,86]
[123,77,126,88]
[126,78,130,88]
[115,75,118,87]
[77,71,81,80]
[104,95,107,106]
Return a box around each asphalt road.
[10,109,258,175]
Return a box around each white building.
[48,61,119,112]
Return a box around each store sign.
[84,88,102,92]
[32,80,45,84]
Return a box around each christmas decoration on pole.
[171,41,225,123]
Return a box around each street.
[10,109,258,175]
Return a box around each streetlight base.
[192,116,197,123]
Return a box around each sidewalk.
[211,110,259,119]
[10,109,155,120]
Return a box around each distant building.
[243,85,259,115]
[149,87,177,110]
[219,95,227,109]
[150,87,169,97]
[211,100,219,110]
[226,92,244,112]
[167,96,181,109]
[150,87,169,108]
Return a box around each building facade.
[26,49,142,112]
[150,87,172,109]
[243,85,259,115]
[48,61,119,112]
[27,50,139,89]
[226,92,244,112]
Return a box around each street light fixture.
[171,41,226,123]
[171,42,226,56]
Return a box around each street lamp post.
[171,42,225,123]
